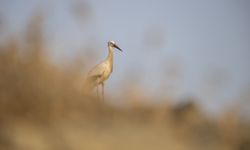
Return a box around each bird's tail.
[83,76,97,94]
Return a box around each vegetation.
[0,14,249,150]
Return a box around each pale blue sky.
[0,0,250,115]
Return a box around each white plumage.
[85,40,122,100]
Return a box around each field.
[0,38,250,150]
[0,15,250,150]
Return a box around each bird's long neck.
[106,46,114,69]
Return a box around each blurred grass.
[0,16,250,150]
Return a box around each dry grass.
[0,20,250,150]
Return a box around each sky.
[0,0,250,115]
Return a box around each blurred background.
[0,0,250,150]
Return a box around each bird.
[84,40,123,100]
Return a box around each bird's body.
[85,40,122,100]
[87,47,113,86]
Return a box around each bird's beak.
[114,44,122,52]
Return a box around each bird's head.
[108,40,122,52]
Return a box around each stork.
[85,40,122,100]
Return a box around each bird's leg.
[101,82,104,101]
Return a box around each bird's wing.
[84,62,107,92]
[87,62,107,77]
